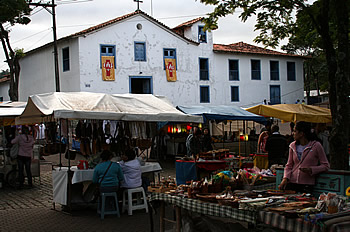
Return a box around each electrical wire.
[26,30,52,50]
[12,28,51,44]
[240,87,305,108]
[56,0,93,5]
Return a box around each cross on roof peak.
[134,0,143,11]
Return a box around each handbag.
[10,143,19,159]
[94,161,113,199]
[64,149,77,160]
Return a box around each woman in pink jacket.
[11,126,35,188]
[279,121,329,193]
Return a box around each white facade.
[0,81,10,101]
[18,11,304,108]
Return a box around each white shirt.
[119,159,142,188]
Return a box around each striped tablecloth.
[258,210,322,232]
[258,209,350,232]
[149,192,258,224]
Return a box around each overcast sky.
[0,0,261,71]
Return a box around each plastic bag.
[10,143,19,159]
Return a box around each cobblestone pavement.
[0,155,176,232]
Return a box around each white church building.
[17,10,305,107]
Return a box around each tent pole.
[222,122,224,149]
[244,120,247,155]
[59,119,62,168]
[239,129,241,168]
[67,119,70,170]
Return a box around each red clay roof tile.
[66,10,198,45]
[173,17,204,29]
[213,42,304,58]
[0,75,10,83]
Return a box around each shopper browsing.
[11,126,35,188]
[279,121,329,193]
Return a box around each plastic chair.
[122,187,148,215]
[97,192,120,219]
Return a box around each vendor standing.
[265,125,288,165]
[201,128,213,152]
[186,126,202,157]
[279,121,329,193]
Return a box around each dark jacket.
[265,133,288,165]
[201,134,213,152]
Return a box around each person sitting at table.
[279,121,329,194]
[119,148,142,189]
[93,150,124,193]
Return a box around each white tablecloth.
[52,162,162,205]
[71,162,162,184]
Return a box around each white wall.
[0,82,10,101]
[19,38,80,101]
[19,45,56,101]
[58,39,81,92]
[18,13,304,108]
[78,15,214,106]
[213,53,304,107]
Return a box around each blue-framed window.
[199,58,209,80]
[198,26,207,43]
[270,61,279,80]
[231,86,239,102]
[270,85,281,104]
[287,61,296,81]
[62,47,70,72]
[200,86,210,103]
[100,44,115,68]
[129,76,153,94]
[134,42,146,61]
[229,60,239,81]
[251,59,261,80]
[163,48,177,69]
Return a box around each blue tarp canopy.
[176,105,267,123]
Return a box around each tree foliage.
[199,0,350,170]
[0,0,31,101]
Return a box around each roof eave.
[213,49,307,59]
[24,11,199,56]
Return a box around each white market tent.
[0,101,26,117]
[0,101,26,125]
[16,92,203,124]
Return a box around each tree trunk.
[316,0,348,170]
[329,0,350,170]
[0,24,18,101]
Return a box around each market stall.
[174,105,268,183]
[15,92,203,208]
[149,177,350,232]
[0,101,42,187]
[176,105,267,123]
[53,162,162,205]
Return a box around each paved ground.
[0,154,177,232]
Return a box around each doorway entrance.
[129,76,153,94]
